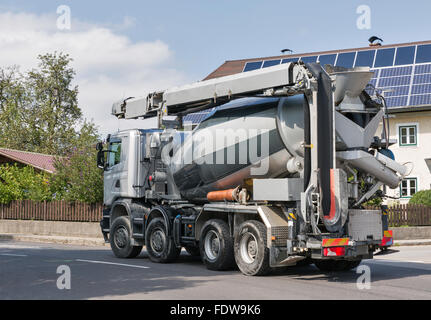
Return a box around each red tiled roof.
[0,148,57,173]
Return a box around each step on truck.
[97,62,409,275]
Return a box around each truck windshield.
[108,141,122,167]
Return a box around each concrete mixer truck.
[97,62,409,276]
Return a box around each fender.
[145,206,177,237]
[109,199,133,225]
[110,199,149,226]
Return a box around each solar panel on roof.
[378,76,411,87]
[412,84,431,95]
[414,64,431,74]
[301,56,317,63]
[318,54,336,66]
[355,50,375,67]
[336,52,356,68]
[281,57,299,64]
[262,59,281,68]
[374,48,395,67]
[380,66,412,78]
[243,61,263,72]
[380,86,410,97]
[385,96,408,107]
[410,94,431,105]
[416,44,431,63]
[413,73,431,84]
[226,43,430,116]
[394,46,415,66]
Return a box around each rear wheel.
[234,220,270,276]
[145,217,181,263]
[199,219,235,271]
[110,216,142,258]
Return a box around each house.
[188,40,431,203]
[0,148,57,173]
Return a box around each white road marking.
[0,244,43,250]
[76,259,149,269]
[372,259,427,264]
[0,253,28,257]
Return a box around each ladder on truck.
[111,62,310,125]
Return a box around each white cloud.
[0,11,189,135]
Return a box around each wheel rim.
[204,230,220,261]
[239,232,258,264]
[150,228,166,254]
[114,226,128,248]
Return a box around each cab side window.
[108,141,122,167]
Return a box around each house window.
[399,125,417,146]
[400,178,417,198]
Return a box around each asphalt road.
[1,240,430,300]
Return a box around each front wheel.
[110,216,142,258]
[145,217,181,263]
[234,220,270,276]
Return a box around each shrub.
[0,164,52,204]
[409,189,431,207]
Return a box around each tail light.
[323,246,346,257]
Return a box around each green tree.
[50,121,103,203]
[0,52,103,203]
[0,52,82,155]
[0,67,31,149]
[24,52,82,155]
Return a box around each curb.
[394,239,431,246]
[0,233,107,247]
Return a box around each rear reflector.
[322,238,349,247]
[380,230,393,247]
[323,246,346,257]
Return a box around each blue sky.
[0,0,430,132]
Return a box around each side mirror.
[97,150,105,169]
[96,141,103,151]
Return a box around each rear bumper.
[270,239,377,267]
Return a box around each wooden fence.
[385,204,431,227]
[0,200,430,226]
[0,200,103,222]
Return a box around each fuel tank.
[169,96,307,201]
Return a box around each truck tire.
[234,220,270,276]
[110,216,143,258]
[145,217,181,263]
[185,245,201,257]
[199,219,235,271]
[314,259,362,272]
